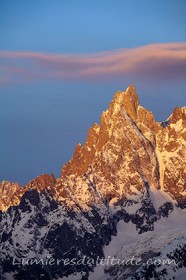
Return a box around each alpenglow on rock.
[0,85,186,280]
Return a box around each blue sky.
[0,0,186,184]
[1,0,186,52]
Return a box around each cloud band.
[0,43,186,85]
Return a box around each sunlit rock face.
[156,106,186,208]
[1,85,186,279]
[61,84,185,210]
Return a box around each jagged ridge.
[1,85,185,211]
[1,85,186,280]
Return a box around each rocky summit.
[0,85,186,280]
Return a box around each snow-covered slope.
[89,208,186,280]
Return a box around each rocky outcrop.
[156,106,186,208]
[0,180,23,212]
[0,174,55,212]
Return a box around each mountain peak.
[61,85,140,177]
[109,84,139,120]
[126,83,137,93]
[61,85,156,179]
[171,106,186,124]
[123,84,139,119]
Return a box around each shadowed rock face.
[0,85,185,279]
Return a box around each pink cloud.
[0,43,186,85]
